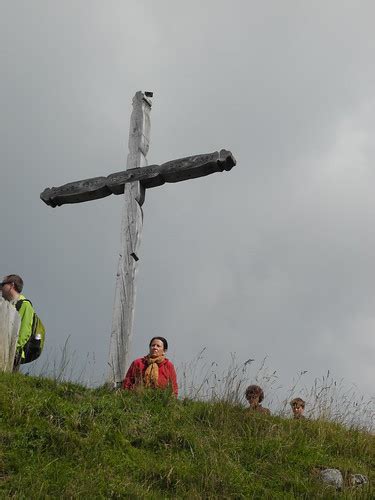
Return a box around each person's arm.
[17,302,34,351]
[123,361,136,389]
[168,362,178,397]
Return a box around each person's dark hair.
[245,384,264,402]
[290,397,305,408]
[3,274,23,293]
[149,336,168,351]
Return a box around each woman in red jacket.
[123,337,178,396]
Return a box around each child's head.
[245,385,264,407]
[290,397,305,417]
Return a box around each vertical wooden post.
[108,91,152,387]
[0,298,21,372]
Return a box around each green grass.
[0,373,373,498]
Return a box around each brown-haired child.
[245,384,271,415]
[290,397,306,419]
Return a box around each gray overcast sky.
[1,1,374,399]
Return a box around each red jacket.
[123,357,178,396]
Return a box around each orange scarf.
[143,354,165,388]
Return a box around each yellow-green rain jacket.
[16,294,35,359]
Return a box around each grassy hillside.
[0,373,373,498]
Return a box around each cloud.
[1,2,374,400]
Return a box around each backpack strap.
[15,299,33,312]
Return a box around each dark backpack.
[15,299,46,364]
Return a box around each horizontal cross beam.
[40,149,236,207]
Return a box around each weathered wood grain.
[40,150,236,207]
[0,298,21,372]
[108,91,151,388]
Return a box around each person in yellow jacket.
[1,274,35,370]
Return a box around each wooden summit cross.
[41,91,236,388]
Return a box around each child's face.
[292,405,304,417]
[247,394,260,408]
